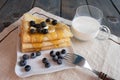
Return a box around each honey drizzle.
[30,34,43,51]
[29,19,44,51]
[28,19,68,51]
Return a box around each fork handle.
[98,72,115,80]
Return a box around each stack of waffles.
[20,14,73,52]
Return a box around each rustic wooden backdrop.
[0,0,120,37]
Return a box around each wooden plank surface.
[34,0,60,16]
[86,0,120,37]
[0,0,120,37]
[0,0,34,31]
[0,0,9,31]
[61,0,87,20]
[111,0,120,13]
[0,0,7,9]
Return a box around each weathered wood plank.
[61,0,87,20]
[0,0,34,32]
[86,0,120,37]
[34,0,60,16]
[111,0,120,13]
[0,0,7,9]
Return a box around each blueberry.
[61,49,66,54]
[56,51,60,56]
[50,50,55,57]
[29,21,35,26]
[52,20,57,25]
[42,29,48,34]
[46,18,50,22]
[57,59,62,65]
[36,51,41,56]
[24,65,31,72]
[35,24,41,28]
[30,53,36,59]
[52,55,58,61]
[19,60,27,66]
[45,62,51,68]
[58,55,64,59]
[42,58,48,63]
[22,54,29,60]
[50,50,54,54]
[40,21,46,28]
[30,29,36,34]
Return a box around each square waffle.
[20,14,73,52]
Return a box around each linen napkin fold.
[0,7,120,80]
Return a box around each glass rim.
[75,5,103,20]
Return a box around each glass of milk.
[74,5,103,23]
[72,5,110,41]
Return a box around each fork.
[64,53,115,80]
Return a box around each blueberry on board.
[50,50,54,54]
[29,21,35,27]
[19,60,27,66]
[30,53,36,59]
[46,18,50,22]
[52,20,57,25]
[36,51,41,56]
[42,29,48,34]
[45,62,51,68]
[30,29,36,34]
[22,54,29,60]
[24,65,31,72]
[50,50,55,57]
[56,51,60,56]
[57,59,62,65]
[40,21,46,28]
[61,49,66,54]
[42,58,48,63]
[52,55,58,61]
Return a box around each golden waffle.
[20,13,73,52]
[22,38,70,49]
[21,14,73,43]
[21,41,71,52]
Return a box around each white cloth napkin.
[0,7,120,80]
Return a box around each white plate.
[15,13,75,77]
[15,28,75,77]
[15,46,75,78]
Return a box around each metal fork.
[64,53,115,80]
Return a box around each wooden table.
[0,0,120,37]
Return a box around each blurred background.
[0,0,119,37]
